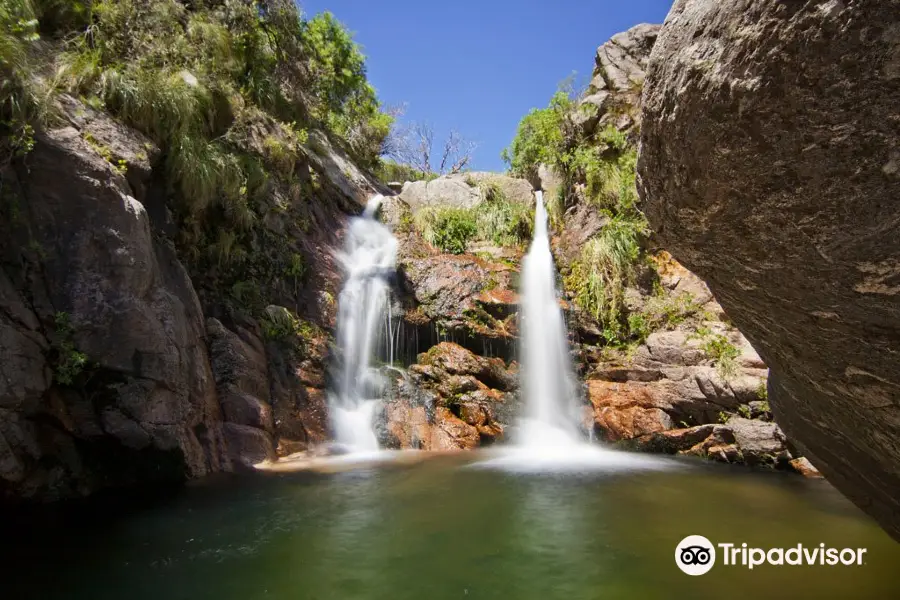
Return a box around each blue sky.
[300,1,673,172]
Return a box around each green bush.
[501,89,572,179]
[701,334,741,379]
[1,0,48,161]
[52,311,88,386]
[414,206,477,254]
[473,181,533,247]
[564,215,647,342]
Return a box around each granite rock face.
[639,0,900,538]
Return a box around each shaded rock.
[639,0,900,538]
[207,318,269,401]
[219,391,274,432]
[725,417,792,468]
[223,423,276,468]
[0,109,229,500]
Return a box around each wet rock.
[419,343,516,392]
[639,0,900,538]
[790,457,823,479]
[223,423,276,468]
[588,380,673,441]
[431,407,480,450]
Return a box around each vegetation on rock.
[0,0,398,338]
[503,83,650,344]
[411,180,533,254]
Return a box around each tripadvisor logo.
[675,535,867,576]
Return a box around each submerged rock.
[639,0,900,538]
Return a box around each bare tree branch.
[384,121,477,176]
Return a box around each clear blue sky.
[299,0,673,172]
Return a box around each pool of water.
[3,451,899,599]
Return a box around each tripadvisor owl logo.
[675,535,869,575]
[675,535,716,575]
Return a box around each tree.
[385,121,476,176]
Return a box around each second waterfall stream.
[518,190,584,446]
[330,194,397,453]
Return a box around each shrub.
[1,0,49,161]
[414,206,477,254]
[501,89,572,178]
[473,181,533,247]
[52,311,88,385]
[565,215,647,342]
[702,334,741,379]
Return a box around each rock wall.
[0,96,382,502]
[638,0,900,538]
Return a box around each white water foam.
[329,194,397,453]
[473,191,673,473]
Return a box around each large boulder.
[639,0,900,538]
[398,173,533,213]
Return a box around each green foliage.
[1,0,49,161]
[501,90,572,178]
[51,0,390,213]
[756,381,768,400]
[564,215,647,343]
[375,159,434,184]
[52,311,88,386]
[701,334,741,379]
[737,404,752,419]
[472,181,533,248]
[640,289,702,334]
[411,182,533,254]
[260,305,316,344]
[414,206,477,254]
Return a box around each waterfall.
[330,194,397,452]
[517,191,583,447]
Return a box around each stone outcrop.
[399,172,533,213]
[378,342,515,450]
[639,0,900,537]
[0,94,375,501]
[574,23,660,136]
[0,103,229,499]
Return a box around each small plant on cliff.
[564,215,647,343]
[51,311,88,386]
[473,180,533,248]
[413,206,477,254]
[702,334,741,379]
[260,305,315,343]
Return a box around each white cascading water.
[473,190,671,471]
[517,191,583,447]
[330,194,397,453]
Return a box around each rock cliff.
[0,94,382,502]
[639,0,900,538]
